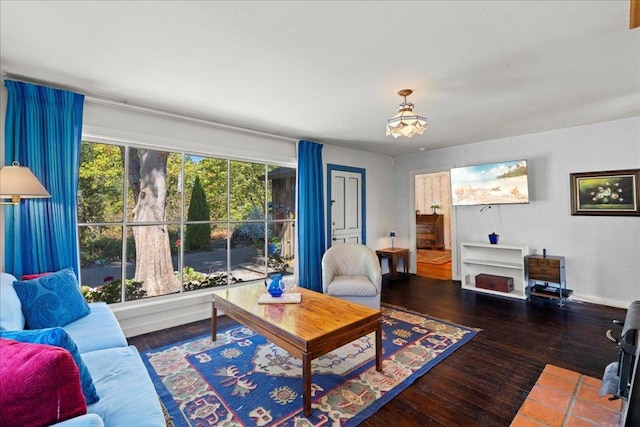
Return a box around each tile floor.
[510,364,623,427]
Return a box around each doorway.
[414,171,452,280]
[326,164,366,248]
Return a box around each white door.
[330,169,362,245]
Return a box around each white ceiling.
[1,1,639,157]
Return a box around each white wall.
[394,117,640,308]
[83,99,298,165]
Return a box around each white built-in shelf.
[460,242,530,300]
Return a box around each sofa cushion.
[0,338,87,426]
[83,346,166,426]
[50,413,105,426]
[0,272,24,331]
[13,268,90,329]
[62,302,128,353]
[0,327,100,405]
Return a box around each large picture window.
[78,141,296,304]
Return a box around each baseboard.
[111,289,215,338]
[121,308,211,338]
[570,293,632,309]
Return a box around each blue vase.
[488,233,499,244]
[266,273,284,297]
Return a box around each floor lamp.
[0,162,51,205]
[0,162,51,272]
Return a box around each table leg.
[211,301,217,341]
[375,318,383,372]
[302,352,312,416]
[390,256,398,279]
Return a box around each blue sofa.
[0,272,166,426]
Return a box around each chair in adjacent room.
[321,243,382,310]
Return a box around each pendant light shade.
[386,89,427,138]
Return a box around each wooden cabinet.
[526,255,565,284]
[416,214,444,250]
[526,254,571,305]
[460,242,530,300]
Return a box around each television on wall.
[450,159,530,206]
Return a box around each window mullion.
[226,159,231,285]
[121,145,129,303]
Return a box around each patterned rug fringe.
[160,400,175,427]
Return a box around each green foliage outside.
[78,143,125,224]
[80,266,247,303]
[79,145,273,266]
[185,176,212,250]
[180,267,243,291]
[81,279,146,304]
[230,207,266,248]
[268,253,293,274]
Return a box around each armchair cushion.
[325,275,378,296]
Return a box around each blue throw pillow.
[13,268,90,329]
[0,327,100,405]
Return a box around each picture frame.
[570,169,640,216]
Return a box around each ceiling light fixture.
[386,89,427,138]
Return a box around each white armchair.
[321,243,382,310]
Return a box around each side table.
[376,248,409,280]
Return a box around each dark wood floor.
[128,276,626,426]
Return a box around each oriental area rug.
[142,305,477,426]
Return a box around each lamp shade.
[386,89,427,138]
[0,164,51,204]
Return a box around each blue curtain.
[4,80,84,278]
[297,140,326,292]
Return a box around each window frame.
[77,138,296,305]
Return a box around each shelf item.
[416,214,444,250]
[460,242,530,300]
[526,254,570,306]
[475,273,514,293]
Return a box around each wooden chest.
[475,273,514,293]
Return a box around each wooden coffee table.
[211,283,382,417]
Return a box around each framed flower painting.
[570,169,640,216]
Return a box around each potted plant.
[268,237,282,255]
